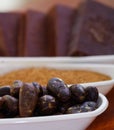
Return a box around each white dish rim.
[0,55,114,63]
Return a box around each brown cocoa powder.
[0,67,111,86]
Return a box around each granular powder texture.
[0,67,111,86]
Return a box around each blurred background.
[0,0,114,12]
[0,0,80,12]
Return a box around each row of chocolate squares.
[0,0,114,57]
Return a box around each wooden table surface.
[86,87,114,130]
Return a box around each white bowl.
[0,93,108,130]
[0,58,114,95]
[0,58,111,129]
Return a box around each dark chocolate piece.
[24,10,48,56]
[69,0,114,56]
[47,5,75,56]
[0,13,22,56]
[0,26,9,56]
[17,13,26,56]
